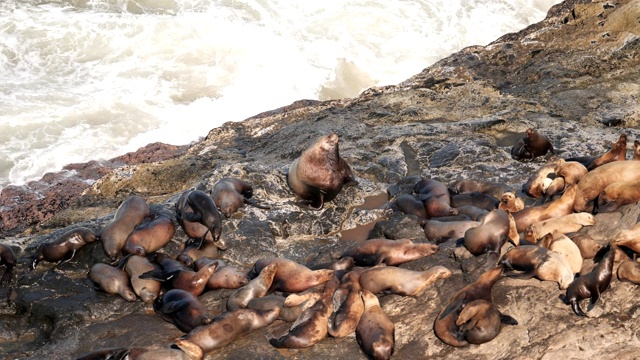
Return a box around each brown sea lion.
[634,140,640,160]
[247,294,315,322]
[358,265,452,296]
[617,260,640,284]
[448,179,512,199]
[566,232,602,260]
[176,190,224,249]
[212,177,270,218]
[268,276,340,349]
[153,288,215,333]
[454,299,517,345]
[597,180,640,212]
[356,290,395,360]
[123,254,162,303]
[287,133,358,210]
[574,161,640,212]
[340,238,439,266]
[124,213,175,256]
[538,231,583,274]
[463,209,510,262]
[176,238,218,267]
[175,307,281,360]
[554,160,588,189]
[31,227,97,270]
[564,244,614,316]
[226,263,277,311]
[511,136,532,161]
[101,195,150,261]
[455,205,489,221]
[498,192,524,213]
[249,258,335,293]
[393,193,428,222]
[140,253,217,296]
[526,212,595,241]
[175,190,214,243]
[309,256,356,281]
[414,178,458,217]
[328,267,369,338]
[0,244,17,285]
[450,192,499,212]
[521,128,555,160]
[88,262,137,302]
[423,220,481,243]
[512,184,577,232]
[500,245,574,289]
[135,348,192,360]
[587,133,627,170]
[522,157,563,198]
[194,258,250,290]
[612,223,640,254]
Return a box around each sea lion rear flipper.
[499,314,518,325]
[244,198,271,210]
[571,299,587,317]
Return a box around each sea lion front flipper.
[244,198,271,210]
[139,269,170,281]
[499,313,518,325]
[586,292,601,312]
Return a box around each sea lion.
[448,179,512,199]
[522,157,563,198]
[309,256,356,281]
[463,209,510,262]
[450,192,499,212]
[31,227,97,270]
[175,307,281,360]
[521,128,555,160]
[212,177,270,218]
[553,160,588,190]
[75,348,145,360]
[268,276,340,349]
[249,258,335,293]
[247,294,315,322]
[634,140,640,160]
[611,223,640,254]
[123,254,162,303]
[455,205,489,221]
[358,265,452,296]
[356,290,395,360]
[176,190,224,249]
[175,190,214,243]
[124,213,175,256]
[564,244,615,316]
[0,244,17,285]
[526,212,595,241]
[194,258,250,290]
[393,193,428,222]
[154,288,216,333]
[176,238,218,267]
[567,232,602,260]
[511,136,532,161]
[538,231,583,274]
[140,253,217,296]
[574,161,640,212]
[286,133,358,210]
[328,267,368,338]
[597,179,640,212]
[88,262,137,302]
[101,195,150,261]
[423,220,481,243]
[500,245,574,289]
[512,184,577,232]
[498,192,524,213]
[340,238,439,266]
[587,133,627,170]
[454,299,517,345]
[414,178,458,217]
[616,260,640,284]
[227,263,277,311]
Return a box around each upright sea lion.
[193,257,249,290]
[448,179,511,199]
[463,209,510,262]
[140,253,217,296]
[88,262,137,302]
[226,263,277,311]
[564,244,615,316]
[0,244,16,285]
[101,195,150,261]
[177,190,224,249]
[512,184,577,232]
[587,133,627,170]
[249,258,335,293]
[414,178,458,217]
[356,290,395,360]
[154,288,216,333]
[574,161,640,212]
[450,192,499,212]
[287,133,358,210]
[617,260,640,284]
[340,238,439,266]
[31,227,97,270]
[597,180,640,212]
[212,177,270,218]
[359,265,452,296]
[124,213,175,256]
[522,157,563,198]
[500,245,574,289]
[423,220,481,243]
[454,299,517,345]
[123,254,162,303]
[175,307,281,360]
[523,128,555,159]
[526,212,595,241]
[498,192,524,213]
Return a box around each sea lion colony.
[2,131,640,359]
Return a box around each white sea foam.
[0,0,561,189]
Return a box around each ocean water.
[0,0,560,190]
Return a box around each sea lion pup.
[587,133,627,170]
[454,299,517,345]
[247,294,315,322]
[0,244,16,285]
[526,212,595,241]
[87,262,137,302]
[423,219,481,243]
[463,209,510,263]
[340,238,439,266]
[450,192,499,212]
[566,232,602,260]
[356,290,395,360]
[499,245,574,289]
[414,178,458,217]
[176,189,224,249]
[226,263,277,311]
[140,253,217,296]
[122,254,162,303]
[31,227,97,270]
[124,213,175,256]
[101,195,150,261]
[574,161,640,212]
[193,257,249,290]
[212,177,270,218]
[287,133,358,210]
[597,180,640,212]
[455,205,489,221]
[564,244,615,316]
[512,183,577,233]
[268,276,340,349]
[434,264,509,347]
[393,193,428,222]
[448,179,512,199]
[175,307,281,360]
[538,231,583,274]
[327,267,369,338]
[154,288,215,333]
[176,238,218,267]
[617,260,640,284]
[248,258,335,293]
[522,157,563,198]
[498,192,524,213]
[358,265,452,296]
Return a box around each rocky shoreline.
[2,0,640,359]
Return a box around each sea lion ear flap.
[499,314,518,326]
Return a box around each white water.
[0,0,560,189]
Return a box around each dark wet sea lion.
[124,213,175,256]
[574,161,640,212]
[176,238,218,267]
[455,299,517,345]
[359,265,452,296]
[287,133,358,210]
[212,177,270,218]
[153,288,215,333]
[123,254,162,303]
[88,262,137,302]
[31,227,97,270]
[463,209,510,262]
[587,133,627,170]
[226,263,277,311]
[564,244,615,316]
[423,220,480,243]
[175,307,281,360]
[524,128,555,159]
[249,257,335,293]
[414,178,458,217]
[617,260,640,284]
[175,190,214,244]
[356,290,395,360]
[100,195,150,261]
[140,253,217,296]
[634,139,640,160]
[177,190,224,249]
[75,347,145,360]
[448,179,512,199]
[511,136,532,161]
[0,244,17,285]
[340,238,439,266]
[450,192,499,212]
[499,245,574,289]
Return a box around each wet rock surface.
[2,0,640,359]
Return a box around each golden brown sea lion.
[153,288,216,333]
[31,227,97,270]
[414,178,459,217]
[454,299,517,345]
[498,192,524,213]
[597,180,640,212]
[124,213,175,256]
[553,160,587,190]
[513,184,577,232]
[328,267,368,338]
[526,212,595,241]
[249,258,335,293]
[423,220,481,243]
[587,133,627,170]
[287,133,358,210]
[522,157,563,198]
[538,231,583,274]
[574,161,640,212]
[226,263,277,311]
[463,209,510,262]
[140,253,217,296]
[612,223,640,254]
[340,238,439,266]
[564,244,615,316]
[123,254,162,303]
[617,260,640,284]
[356,290,395,360]
[500,245,574,289]
[88,262,137,302]
[0,244,16,285]
[193,257,249,290]
[101,195,150,261]
[212,177,270,218]
[358,265,452,296]
[448,179,512,199]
